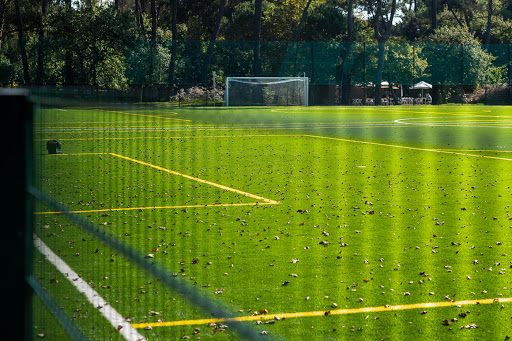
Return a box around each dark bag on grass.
[47,140,62,154]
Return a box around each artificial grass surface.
[32,104,512,340]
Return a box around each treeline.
[1,0,511,103]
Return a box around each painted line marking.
[438,149,512,153]
[35,152,279,214]
[110,153,280,204]
[33,125,407,134]
[131,296,512,329]
[35,121,145,124]
[305,135,512,162]
[50,152,107,155]
[101,109,191,122]
[33,235,146,341]
[394,116,512,128]
[33,117,512,134]
[35,134,301,141]
[35,202,275,215]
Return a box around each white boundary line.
[394,116,512,128]
[33,235,146,341]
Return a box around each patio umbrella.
[409,81,432,97]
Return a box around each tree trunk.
[374,42,385,105]
[372,0,396,105]
[340,0,354,105]
[168,0,177,92]
[36,0,48,85]
[136,0,146,33]
[279,0,313,77]
[0,0,7,52]
[253,0,263,104]
[63,0,74,86]
[15,0,31,86]
[149,0,157,83]
[253,0,263,77]
[485,0,492,45]
[201,0,226,85]
[151,0,157,43]
[464,13,472,33]
[431,0,440,104]
[431,0,437,32]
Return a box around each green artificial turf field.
[32,104,512,340]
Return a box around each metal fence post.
[460,43,464,105]
[363,42,366,104]
[1,89,33,341]
[509,44,511,103]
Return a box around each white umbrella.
[409,81,432,89]
[409,81,432,97]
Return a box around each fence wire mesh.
[2,40,511,104]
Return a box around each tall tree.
[36,0,49,85]
[149,0,157,83]
[0,0,8,51]
[201,0,227,85]
[431,0,437,31]
[62,0,75,86]
[135,0,146,33]
[151,0,157,42]
[341,0,355,105]
[168,0,177,91]
[15,0,30,85]
[431,0,440,104]
[484,0,492,45]
[279,0,313,77]
[372,0,397,105]
[253,0,263,77]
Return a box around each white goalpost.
[225,77,309,107]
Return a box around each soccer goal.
[225,77,309,106]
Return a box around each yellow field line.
[39,136,512,157]
[409,120,512,123]
[101,109,191,122]
[35,134,301,141]
[110,153,279,205]
[35,202,274,215]
[131,296,512,329]
[438,149,512,153]
[35,152,279,214]
[34,122,142,124]
[236,121,394,125]
[37,125,191,129]
[49,153,107,155]
[305,135,512,162]
[34,125,412,135]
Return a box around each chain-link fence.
[1,39,511,104]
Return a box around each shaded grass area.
[32,105,512,340]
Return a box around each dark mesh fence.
[2,39,509,104]
[5,39,512,341]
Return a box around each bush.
[0,56,16,86]
[169,85,225,103]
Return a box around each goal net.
[225,77,309,106]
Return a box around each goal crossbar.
[225,77,309,107]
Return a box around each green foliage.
[424,26,502,86]
[126,42,171,85]
[0,55,18,85]
[301,3,348,42]
[38,5,139,87]
[385,43,428,85]
[1,0,510,94]
[222,1,256,41]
